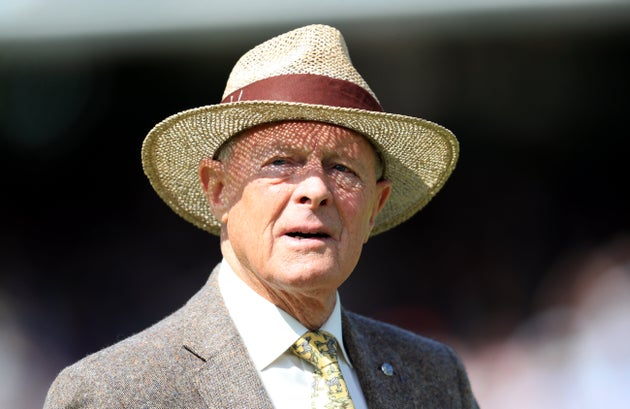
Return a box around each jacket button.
[380,362,394,376]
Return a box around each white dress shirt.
[218,260,368,409]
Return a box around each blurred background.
[1,1,629,407]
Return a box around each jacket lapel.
[194,335,274,408]
[179,268,274,409]
[342,310,414,409]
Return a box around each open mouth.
[286,232,330,239]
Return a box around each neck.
[263,287,336,330]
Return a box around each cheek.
[338,191,381,245]
[340,190,375,226]
[228,182,288,231]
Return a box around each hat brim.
[141,101,458,236]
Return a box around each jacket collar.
[180,266,274,409]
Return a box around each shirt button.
[381,362,394,376]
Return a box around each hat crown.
[222,24,378,103]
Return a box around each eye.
[327,161,364,188]
[332,163,353,174]
[271,158,288,166]
[260,156,298,178]
[264,157,291,167]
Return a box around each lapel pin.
[380,362,394,376]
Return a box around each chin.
[275,261,346,288]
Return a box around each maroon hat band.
[221,74,383,112]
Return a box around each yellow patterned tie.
[290,330,355,409]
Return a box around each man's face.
[202,121,391,301]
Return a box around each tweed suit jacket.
[44,265,479,408]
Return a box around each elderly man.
[45,24,478,408]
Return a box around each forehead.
[225,121,379,160]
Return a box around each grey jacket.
[44,267,479,408]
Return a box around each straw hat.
[141,24,458,236]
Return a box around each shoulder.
[344,309,454,356]
[343,310,479,409]
[44,312,198,408]
[44,275,221,409]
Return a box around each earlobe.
[199,157,228,222]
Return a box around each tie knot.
[290,330,340,370]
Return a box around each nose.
[292,168,333,209]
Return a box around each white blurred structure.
[465,237,630,409]
[1,0,628,41]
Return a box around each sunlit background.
[1,1,629,408]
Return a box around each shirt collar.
[217,259,353,370]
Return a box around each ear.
[199,157,229,224]
[364,179,392,242]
